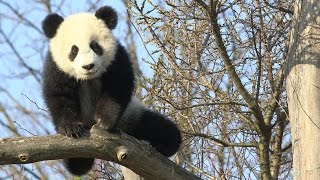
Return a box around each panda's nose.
[82,63,95,70]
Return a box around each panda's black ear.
[42,13,64,38]
[95,6,118,29]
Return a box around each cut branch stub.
[117,146,129,161]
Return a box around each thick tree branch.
[0,125,200,180]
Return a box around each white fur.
[50,13,117,80]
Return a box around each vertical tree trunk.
[286,0,320,179]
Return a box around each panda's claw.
[57,124,90,138]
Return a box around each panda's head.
[42,6,118,80]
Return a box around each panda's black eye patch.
[69,45,78,61]
[90,40,103,56]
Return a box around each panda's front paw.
[56,124,90,138]
[94,117,119,133]
[94,112,118,132]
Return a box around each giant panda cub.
[42,6,181,176]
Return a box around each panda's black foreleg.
[45,89,95,175]
[45,94,91,138]
[127,110,182,157]
[43,57,91,138]
[94,94,123,132]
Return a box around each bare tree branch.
[196,0,264,123]
[183,131,257,147]
[0,125,200,180]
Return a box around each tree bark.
[286,0,320,179]
[0,125,200,180]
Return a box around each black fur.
[95,6,118,29]
[69,45,79,61]
[120,109,182,157]
[42,6,181,176]
[95,44,135,130]
[43,43,134,136]
[43,43,134,175]
[90,41,103,56]
[42,54,87,137]
[63,158,95,176]
[42,13,64,38]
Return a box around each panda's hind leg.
[63,158,94,176]
[131,110,182,157]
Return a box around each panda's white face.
[49,13,117,80]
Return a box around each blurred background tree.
[0,0,294,179]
